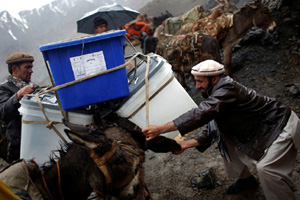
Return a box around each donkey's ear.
[245,2,258,9]
[64,129,98,149]
[62,118,92,134]
[215,0,226,5]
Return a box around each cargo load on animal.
[173,0,276,76]
[151,0,276,87]
[164,5,207,35]
[155,32,221,89]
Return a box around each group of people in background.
[93,14,154,46]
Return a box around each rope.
[128,74,174,119]
[32,93,67,143]
[56,161,64,200]
[89,140,118,185]
[36,52,145,96]
[40,161,64,200]
[23,52,157,145]
[41,172,54,200]
[145,56,150,127]
[20,160,53,200]
[43,55,69,121]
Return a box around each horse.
[0,115,181,200]
[175,0,276,76]
[155,32,222,90]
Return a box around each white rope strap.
[23,52,158,144]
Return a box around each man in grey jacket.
[142,60,300,200]
[0,52,37,163]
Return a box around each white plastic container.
[19,92,93,165]
[116,54,198,138]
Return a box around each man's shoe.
[226,175,259,194]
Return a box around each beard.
[201,91,209,98]
[200,79,213,99]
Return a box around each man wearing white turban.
[142,60,300,200]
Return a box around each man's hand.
[142,125,161,141]
[172,140,187,155]
[172,139,200,155]
[172,140,185,155]
[142,122,178,141]
[16,85,36,100]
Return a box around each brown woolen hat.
[6,52,34,64]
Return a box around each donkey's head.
[63,119,150,200]
[63,119,115,198]
[246,0,276,33]
[63,119,112,151]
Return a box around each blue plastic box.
[40,30,129,110]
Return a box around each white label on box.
[70,51,107,80]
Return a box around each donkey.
[221,0,276,76]
[175,0,276,76]
[155,32,221,90]
[0,116,181,200]
[163,0,238,36]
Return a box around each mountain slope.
[0,0,150,85]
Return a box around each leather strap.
[88,141,118,185]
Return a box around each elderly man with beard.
[0,52,38,163]
[142,60,300,200]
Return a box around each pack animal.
[140,12,173,54]
[141,0,237,89]
[0,117,180,200]
[155,32,221,90]
[176,0,276,76]
[163,0,238,36]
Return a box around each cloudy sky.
[2,0,54,17]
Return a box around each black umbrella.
[77,4,140,34]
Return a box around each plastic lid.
[127,55,165,98]
[39,30,126,52]
[20,90,94,114]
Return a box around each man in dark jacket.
[142,60,300,200]
[0,52,37,163]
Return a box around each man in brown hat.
[142,60,300,200]
[0,52,38,163]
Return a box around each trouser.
[6,130,20,163]
[223,111,300,200]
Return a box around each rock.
[192,167,216,189]
[297,40,300,48]
[286,84,300,98]
[283,17,293,23]
[238,28,278,47]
